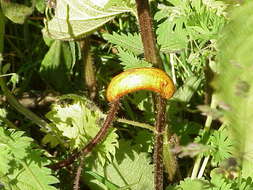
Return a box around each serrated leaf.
[213,1,253,178]
[45,94,118,166]
[103,32,143,55]
[0,128,32,159]
[166,178,210,190]
[1,1,33,24]
[84,140,154,190]
[39,40,73,92]
[0,128,59,190]
[117,47,151,69]
[43,0,132,40]
[8,159,59,190]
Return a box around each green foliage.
[83,140,154,190]
[43,0,133,40]
[39,40,73,92]
[3,0,253,189]
[44,94,118,166]
[0,127,59,190]
[209,127,233,165]
[103,32,143,55]
[213,1,253,178]
[117,47,151,69]
[0,0,33,24]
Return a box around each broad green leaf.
[0,0,33,24]
[39,40,73,92]
[43,0,133,40]
[213,1,253,178]
[84,140,154,190]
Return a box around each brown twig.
[47,100,120,170]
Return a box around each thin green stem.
[116,117,154,132]
[191,95,217,179]
[197,155,210,179]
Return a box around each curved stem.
[47,100,120,170]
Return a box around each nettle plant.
[1,0,253,190]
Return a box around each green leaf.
[0,128,59,190]
[0,1,33,24]
[172,75,203,103]
[39,40,73,92]
[45,94,118,166]
[43,0,132,40]
[210,169,232,190]
[117,47,151,69]
[103,32,143,55]
[209,127,233,165]
[84,140,154,190]
[35,0,46,13]
[166,178,210,190]
[0,128,32,159]
[213,1,253,178]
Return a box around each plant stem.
[135,0,163,69]
[47,100,120,170]
[154,96,167,189]
[197,155,210,179]
[116,117,154,132]
[80,38,97,100]
[191,95,217,179]
[135,0,170,188]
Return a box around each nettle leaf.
[213,1,253,178]
[45,94,118,166]
[39,40,73,92]
[0,128,59,190]
[209,127,233,166]
[103,32,143,55]
[43,0,132,40]
[117,47,151,69]
[166,178,210,190]
[84,140,154,190]
[0,0,33,24]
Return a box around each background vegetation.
[1,0,253,189]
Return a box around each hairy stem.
[135,0,170,188]
[47,100,120,170]
[135,0,163,69]
[154,96,167,189]
[80,38,97,100]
